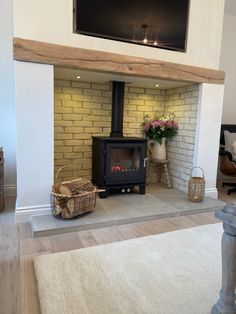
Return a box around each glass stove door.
[110,147,141,173]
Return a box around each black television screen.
[74,0,190,52]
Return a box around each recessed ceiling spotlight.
[76,75,81,79]
[154,41,158,46]
[143,38,148,44]
[155,84,160,87]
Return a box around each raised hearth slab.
[30,185,226,237]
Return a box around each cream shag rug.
[34,223,222,314]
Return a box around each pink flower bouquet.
[141,112,178,144]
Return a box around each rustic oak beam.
[13,38,225,85]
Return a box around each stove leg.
[99,190,109,198]
[139,184,146,195]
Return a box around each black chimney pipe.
[110,81,125,137]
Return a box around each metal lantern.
[188,166,205,203]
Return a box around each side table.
[148,158,172,189]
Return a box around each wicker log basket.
[51,166,102,219]
[0,148,4,212]
[188,166,205,203]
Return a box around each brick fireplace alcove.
[14,39,225,222]
[54,78,200,193]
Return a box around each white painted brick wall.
[165,84,199,192]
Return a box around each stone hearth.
[30,184,225,237]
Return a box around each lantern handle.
[190,166,205,179]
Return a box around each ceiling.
[54,67,190,90]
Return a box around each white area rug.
[34,223,223,314]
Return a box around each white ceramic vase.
[148,138,166,160]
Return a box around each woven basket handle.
[55,165,79,184]
[190,166,205,179]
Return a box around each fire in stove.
[111,165,139,172]
[111,147,140,173]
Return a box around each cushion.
[232,141,236,161]
[224,130,236,157]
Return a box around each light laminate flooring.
[0,197,20,314]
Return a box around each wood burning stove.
[92,81,147,198]
[92,137,147,197]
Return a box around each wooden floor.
[1,188,235,314]
[0,197,20,314]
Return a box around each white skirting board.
[172,184,218,200]
[15,203,51,223]
[205,188,218,199]
[5,184,17,197]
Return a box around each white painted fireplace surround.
[10,0,226,222]
[14,60,224,223]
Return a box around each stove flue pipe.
[110,81,125,137]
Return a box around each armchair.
[220,124,236,195]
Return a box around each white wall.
[13,0,225,69]
[15,61,54,222]
[220,13,236,123]
[0,0,16,196]
[193,84,225,199]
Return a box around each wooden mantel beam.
[13,37,225,85]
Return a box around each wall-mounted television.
[73,0,190,52]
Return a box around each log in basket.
[51,166,102,219]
